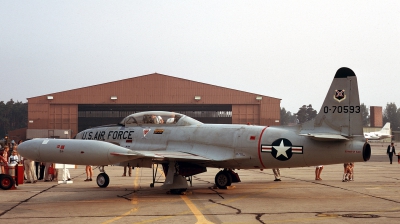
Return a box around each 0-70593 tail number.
[323,106,360,113]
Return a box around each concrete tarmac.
[1,143,400,224]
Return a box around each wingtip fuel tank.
[18,138,141,165]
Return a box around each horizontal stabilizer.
[299,133,349,141]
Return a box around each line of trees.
[1,99,400,137]
[383,103,400,131]
[0,99,28,138]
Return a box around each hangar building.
[26,73,280,139]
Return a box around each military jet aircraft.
[18,67,371,193]
[364,122,391,140]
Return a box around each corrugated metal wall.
[232,105,260,124]
[49,104,78,133]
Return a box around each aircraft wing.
[299,133,349,141]
[111,150,213,161]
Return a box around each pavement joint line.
[130,180,275,224]
[284,176,400,204]
[247,167,400,204]
[0,172,87,217]
[3,152,399,222]
[207,187,224,199]
[209,199,241,214]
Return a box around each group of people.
[0,140,39,183]
[1,140,23,172]
[270,141,399,182]
[342,162,354,182]
[0,139,95,183]
[271,164,355,182]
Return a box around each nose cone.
[18,139,40,161]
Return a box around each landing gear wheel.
[0,174,15,190]
[215,171,232,189]
[96,173,110,188]
[150,183,154,188]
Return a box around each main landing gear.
[215,169,241,189]
[96,166,110,188]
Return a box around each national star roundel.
[261,138,303,161]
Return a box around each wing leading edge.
[110,150,212,161]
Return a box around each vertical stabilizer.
[301,67,363,137]
[379,122,391,135]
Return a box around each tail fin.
[300,67,363,139]
[379,122,391,134]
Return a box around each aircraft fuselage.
[74,123,367,169]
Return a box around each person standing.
[348,162,354,181]
[8,150,19,165]
[59,168,71,181]
[387,142,396,164]
[342,163,350,182]
[272,168,281,181]
[315,165,323,180]
[123,164,132,177]
[24,158,37,183]
[1,146,10,174]
[85,165,93,181]
[38,162,45,180]
[44,162,53,181]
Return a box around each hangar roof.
[28,73,280,104]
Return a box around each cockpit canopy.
[119,111,203,127]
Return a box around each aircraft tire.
[215,171,232,189]
[0,174,15,190]
[150,183,154,188]
[96,173,110,188]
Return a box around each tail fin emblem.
[334,89,346,102]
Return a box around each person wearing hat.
[387,142,396,164]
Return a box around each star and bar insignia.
[261,138,303,161]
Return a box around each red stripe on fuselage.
[257,127,268,169]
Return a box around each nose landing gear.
[96,166,110,188]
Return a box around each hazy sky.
[1,1,399,113]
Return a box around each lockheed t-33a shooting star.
[18,67,371,194]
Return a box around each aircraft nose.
[18,139,40,161]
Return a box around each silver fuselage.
[74,122,367,169]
